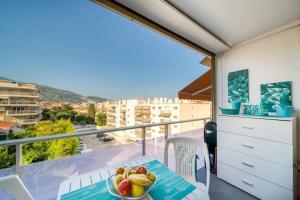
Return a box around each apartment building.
[0,80,41,126]
[99,98,211,143]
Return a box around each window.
[173,115,178,119]
[173,106,178,110]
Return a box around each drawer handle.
[242,126,254,130]
[241,161,254,168]
[241,180,254,187]
[241,144,254,149]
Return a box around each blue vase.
[275,106,293,117]
[231,101,241,112]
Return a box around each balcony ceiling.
[111,0,300,54]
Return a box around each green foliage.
[48,104,77,122]
[0,119,79,168]
[74,114,94,126]
[0,146,16,169]
[41,108,51,120]
[96,112,107,126]
[87,103,96,124]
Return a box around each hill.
[0,76,107,103]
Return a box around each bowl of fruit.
[106,165,157,199]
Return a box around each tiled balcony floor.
[0,129,257,200]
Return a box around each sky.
[0,0,208,100]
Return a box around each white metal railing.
[0,100,38,105]
[0,91,39,97]
[19,118,41,124]
[0,117,210,176]
[6,110,41,115]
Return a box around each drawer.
[218,146,293,190]
[217,115,293,144]
[218,131,293,166]
[218,162,293,200]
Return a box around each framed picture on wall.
[228,69,249,103]
[260,81,292,112]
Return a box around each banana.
[129,169,137,175]
[113,174,124,194]
[123,167,132,179]
[128,174,153,186]
[147,172,156,182]
[115,167,124,175]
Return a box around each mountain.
[0,76,107,103]
[85,96,107,102]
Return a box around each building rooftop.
[0,121,18,131]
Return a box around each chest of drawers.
[217,115,297,200]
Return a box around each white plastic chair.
[0,175,33,200]
[164,137,210,192]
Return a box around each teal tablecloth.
[61,160,196,200]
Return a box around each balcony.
[0,91,39,98]
[6,110,41,116]
[159,111,171,118]
[18,118,41,125]
[0,100,39,106]
[135,116,151,123]
[0,118,211,200]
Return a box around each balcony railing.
[18,118,41,125]
[0,91,39,97]
[0,117,210,176]
[0,100,39,105]
[6,110,41,115]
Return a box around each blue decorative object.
[275,106,293,117]
[228,69,249,104]
[260,81,292,112]
[231,101,241,112]
[219,107,239,115]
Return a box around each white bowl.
[106,174,156,200]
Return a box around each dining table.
[57,156,210,200]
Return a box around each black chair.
[203,121,217,173]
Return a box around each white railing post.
[142,127,146,156]
[16,144,22,176]
[165,124,169,140]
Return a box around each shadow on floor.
[197,167,258,200]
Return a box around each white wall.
[216,24,300,197]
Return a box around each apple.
[136,166,147,175]
[118,179,132,197]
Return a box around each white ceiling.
[115,0,230,54]
[168,0,300,46]
[115,0,300,54]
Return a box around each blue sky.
[0,0,208,100]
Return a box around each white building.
[99,97,211,143]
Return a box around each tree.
[74,114,94,126]
[96,113,107,126]
[41,109,51,120]
[47,119,78,159]
[49,104,77,122]
[87,103,96,124]
[11,119,78,166]
[0,146,16,169]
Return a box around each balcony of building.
[0,99,39,106]
[158,110,172,118]
[6,110,42,116]
[17,117,41,125]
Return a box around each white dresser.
[217,114,297,200]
